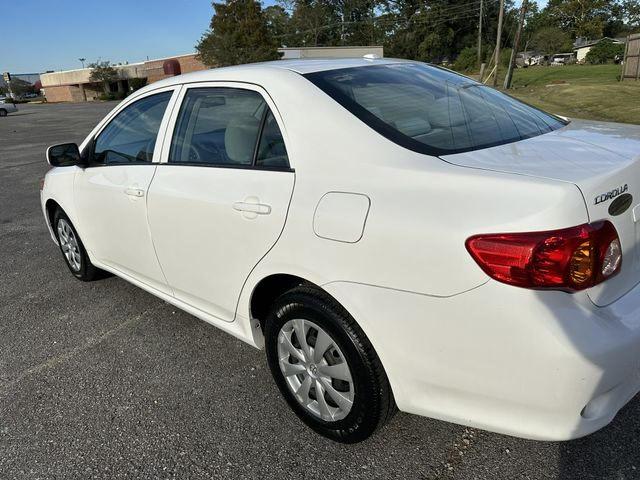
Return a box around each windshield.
[305,63,567,156]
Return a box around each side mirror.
[46,143,81,167]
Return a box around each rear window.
[305,63,567,156]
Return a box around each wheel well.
[250,274,311,330]
[45,199,62,230]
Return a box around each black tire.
[53,209,100,281]
[265,285,396,443]
[0,109,7,117]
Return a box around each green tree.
[545,0,618,39]
[585,38,625,63]
[623,0,640,28]
[196,0,280,67]
[88,61,118,93]
[264,4,291,43]
[381,0,517,63]
[285,0,340,46]
[531,26,573,54]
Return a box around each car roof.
[257,57,407,74]
[145,57,411,90]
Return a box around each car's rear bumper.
[324,279,640,441]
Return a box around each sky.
[3,0,541,74]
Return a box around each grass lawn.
[499,64,640,125]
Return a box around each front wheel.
[53,209,100,281]
[0,109,7,117]
[265,286,396,443]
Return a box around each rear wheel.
[0,109,7,117]
[265,285,396,443]
[53,209,100,281]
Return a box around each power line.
[275,0,499,39]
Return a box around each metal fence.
[622,33,640,81]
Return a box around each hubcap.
[277,319,354,421]
[57,219,82,272]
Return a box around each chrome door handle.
[124,187,145,198]
[233,201,271,215]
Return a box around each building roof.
[574,37,625,50]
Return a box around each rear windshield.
[305,63,567,156]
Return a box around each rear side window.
[93,91,172,164]
[169,87,289,168]
[256,111,289,168]
[305,63,567,156]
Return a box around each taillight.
[465,221,621,292]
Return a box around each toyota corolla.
[41,58,640,443]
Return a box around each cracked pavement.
[1,102,640,479]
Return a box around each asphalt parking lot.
[1,102,640,479]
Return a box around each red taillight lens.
[465,221,621,291]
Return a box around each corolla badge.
[594,184,628,205]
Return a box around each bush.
[586,39,625,64]
[98,91,126,101]
[129,77,147,92]
[453,47,479,73]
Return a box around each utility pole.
[504,0,528,89]
[477,0,484,66]
[493,0,505,87]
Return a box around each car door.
[146,83,295,321]
[73,87,178,294]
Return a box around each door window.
[169,87,289,168]
[93,91,172,165]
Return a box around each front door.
[147,85,295,321]
[74,88,177,294]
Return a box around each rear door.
[74,87,178,294]
[146,83,295,321]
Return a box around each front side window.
[169,87,289,168]
[305,63,567,156]
[93,91,172,164]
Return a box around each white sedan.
[41,58,640,443]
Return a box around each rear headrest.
[428,97,467,128]
[225,115,261,164]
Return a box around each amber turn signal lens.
[569,241,594,286]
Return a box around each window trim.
[159,82,292,172]
[83,87,179,168]
[304,65,569,157]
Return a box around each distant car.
[41,58,640,443]
[0,101,17,116]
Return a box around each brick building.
[40,53,207,102]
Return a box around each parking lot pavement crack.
[427,427,477,479]
[0,304,164,400]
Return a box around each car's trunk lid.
[442,119,640,306]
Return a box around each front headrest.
[224,115,261,164]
